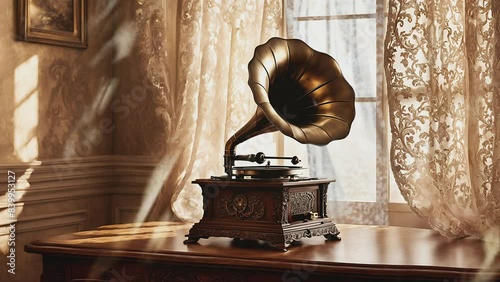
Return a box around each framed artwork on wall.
[17,0,87,48]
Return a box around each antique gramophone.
[184,37,355,251]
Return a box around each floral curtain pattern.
[385,0,500,238]
[137,0,283,222]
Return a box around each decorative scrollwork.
[218,194,265,220]
[283,224,340,245]
[319,183,329,218]
[282,188,289,224]
[271,191,282,223]
[290,192,317,215]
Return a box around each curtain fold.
[385,0,500,238]
[136,0,284,222]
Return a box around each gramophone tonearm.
[232,152,301,165]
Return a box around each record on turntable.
[224,151,305,179]
[232,165,303,178]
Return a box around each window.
[289,0,379,202]
[284,0,419,226]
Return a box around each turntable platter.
[232,165,303,178]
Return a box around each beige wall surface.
[112,0,177,156]
[111,32,166,154]
[0,1,117,281]
[0,1,115,162]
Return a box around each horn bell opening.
[248,37,356,146]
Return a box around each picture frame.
[17,0,88,48]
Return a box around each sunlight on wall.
[0,166,37,254]
[0,56,41,254]
[15,166,36,204]
[134,152,181,224]
[14,55,39,162]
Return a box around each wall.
[0,1,115,162]
[112,0,177,156]
[0,1,116,281]
[109,0,179,224]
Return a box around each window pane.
[293,18,376,98]
[307,102,377,202]
[288,1,381,205]
[293,0,376,17]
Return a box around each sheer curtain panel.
[136,0,284,222]
[385,0,500,238]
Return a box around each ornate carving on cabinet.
[284,225,340,244]
[290,191,317,215]
[271,191,282,223]
[281,188,289,224]
[185,179,340,251]
[217,194,265,220]
[319,183,329,218]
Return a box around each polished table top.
[25,222,500,277]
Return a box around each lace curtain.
[136,0,283,222]
[385,0,500,238]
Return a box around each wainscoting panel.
[0,155,159,282]
[114,206,140,224]
[110,155,157,224]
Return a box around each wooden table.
[25,222,500,282]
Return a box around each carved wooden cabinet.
[184,179,340,251]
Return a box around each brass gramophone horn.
[224,37,356,176]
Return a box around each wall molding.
[114,207,140,224]
[0,210,87,235]
[0,155,158,227]
[0,155,158,230]
[0,155,157,204]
